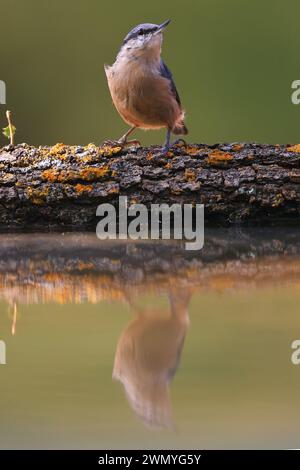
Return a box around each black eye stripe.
[123,27,157,45]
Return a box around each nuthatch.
[113,289,190,428]
[105,20,188,151]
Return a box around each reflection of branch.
[0,231,300,306]
[0,255,300,307]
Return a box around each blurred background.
[1,0,300,147]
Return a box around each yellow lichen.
[207,150,233,165]
[272,193,284,207]
[26,186,50,205]
[99,145,122,157]
[49,143,67,156]
[287,144,300,153]
[185,169,196,182]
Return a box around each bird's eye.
[138,29,144,35]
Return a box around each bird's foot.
[172,138,187,147]
[102,139,125,149]
[102,139,141,149]
[122,139,141,148]
[161,145,170,154]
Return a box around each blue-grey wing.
[160,60,181,107]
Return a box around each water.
[0,229,300,449]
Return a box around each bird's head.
[119,20,170,60]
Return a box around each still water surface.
[0,229,299,449]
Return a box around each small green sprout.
[2,110,16,146]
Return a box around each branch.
[1,141,300,228]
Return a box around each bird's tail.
[173,123,188,135]
[173,117,188,135]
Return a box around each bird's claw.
[102,139,124,148]
[102,139,141,149]
[123,139,141,148]
[161,145,170,154]
[172,138,187,147]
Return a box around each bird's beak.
[155,19,171,34]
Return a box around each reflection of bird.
[104,20,188,151]
[113,290,191,429]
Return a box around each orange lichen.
[207,150,233,165]
[185,169,196,182]
[287,144,300,153]
[42,166,110,183]
[99,145,122,157]
[186,146,200,156]
[107,186,119,195]
[49,143,67,156]
[76,261,95,271]
[26,186,50,205]
[232,143,244,152]
[42,169,76,183]
[79,166,110,181]
[75,184,93,193]
[129,197,138,204]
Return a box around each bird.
[104,20,188,152]
[112,289,191,429]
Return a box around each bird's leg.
[168,289,191,324]
[103,126,140,148]
[162,128,171,153]
[118,126,140,146]
[124,292,143,316]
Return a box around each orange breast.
[106,62,182,129]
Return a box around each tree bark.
[1,141,300,228]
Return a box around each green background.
[1,0,300,146]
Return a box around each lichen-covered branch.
[1,141,300,228]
